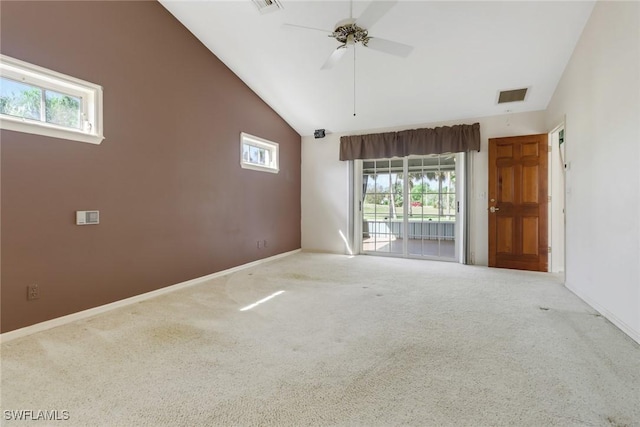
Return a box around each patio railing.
[363,220,455,240]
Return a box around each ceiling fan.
[284,0,413,70]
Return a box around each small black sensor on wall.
[314,129,326,139]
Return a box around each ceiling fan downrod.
[353,44,356,117]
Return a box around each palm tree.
[406,171,445,217]
[428,171,445,217]
[389,173,403,219]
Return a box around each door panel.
[496,217,514,253]
[522,141,539,157]
[522,217,539,255]
[522,165,539,203]
[362,160,403,255]
[489,134,548,271]
[496,144,513,158]
[361,155,458,260]
[499,166,515,203]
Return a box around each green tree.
[46,93,81,129]
[0,87,41,120]
[0,86,80,129]
[424,170,457,216]
[364,185,387,205]
[387,173,402,219]
[410,183,429,205]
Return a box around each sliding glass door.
[359,154,463,261]
[361,159,404,255]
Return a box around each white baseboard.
[565,283,640,345]
[0,249,301,343]
[301,248,356,256]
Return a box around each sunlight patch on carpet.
[240,290,285,311]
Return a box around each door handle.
[489,206,500,213]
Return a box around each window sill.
[240,162,279,174]
[0,116,104,145]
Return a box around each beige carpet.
[1,253,639,426]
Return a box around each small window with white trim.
[240,132,279,173]
[0,54,104,145]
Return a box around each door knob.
[489,206,500,213]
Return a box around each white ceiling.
[159,0,595,137]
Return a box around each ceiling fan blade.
[355,1,397,29]
[366,37,413,57]
[282,23,331,34]
[321,47,347,70]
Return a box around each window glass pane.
[407,158,422,168]
[390,159,403,171]
[249,145,260,163]
[45,89,81,129]
[0,77,41,121]
[363,161,375,171]
[244,145,271,166]
[441,170,453,190]
[426,173,439,192]
[366,175,375,192]
[242,144,250,162]
[375,172,391,193]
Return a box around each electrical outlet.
[27,284,40,301]
[257,240,261,249]
[263,240,267,248]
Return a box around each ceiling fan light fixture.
[331,23,371,47]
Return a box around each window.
[240,132,279,173]
[0,54,104,144]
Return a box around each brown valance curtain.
[339,122,480,161]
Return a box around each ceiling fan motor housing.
[331,21,371,46]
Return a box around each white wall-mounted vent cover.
[76,210,99,225]
[497,88,529,104]
[252,0,283,14]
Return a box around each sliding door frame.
[352,153,468,262]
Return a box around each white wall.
[302,110,547,265]
[545,1,640,342]
[301,130,351,254]
[549,128,566,274]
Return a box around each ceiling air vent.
[252,0,283,14]
[497,88,528,104]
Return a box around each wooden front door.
[488,134,548,272]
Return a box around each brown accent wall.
[0,1,301,333]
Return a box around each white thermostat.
[76,210,100,225]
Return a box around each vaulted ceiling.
[159,1,595,136]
